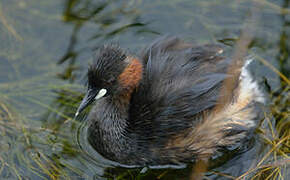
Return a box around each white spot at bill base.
[95,88,107,100]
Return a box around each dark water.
[0,0,289,179]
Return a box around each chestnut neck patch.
[118,58,143,92]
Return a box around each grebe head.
[76,45,142,116]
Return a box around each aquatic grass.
[0,0,290,179]
[0,3,23,41]
[25,97,72,121]
[0,78,84,179]
[254,0,290,14]
[0,102,43,179]
[0,155,4,176]
[236,84,290,179]
[253,53,290,85]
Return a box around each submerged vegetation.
[0,0,289,179]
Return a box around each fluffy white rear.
[239,59,265,104]
[177,58,266,156]
[166,59,265,158]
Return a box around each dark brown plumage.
[76,36,264,166]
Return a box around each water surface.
[0,0,289,179]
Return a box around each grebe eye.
[107,76,115,83]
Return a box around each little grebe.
[76,37,264,166]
